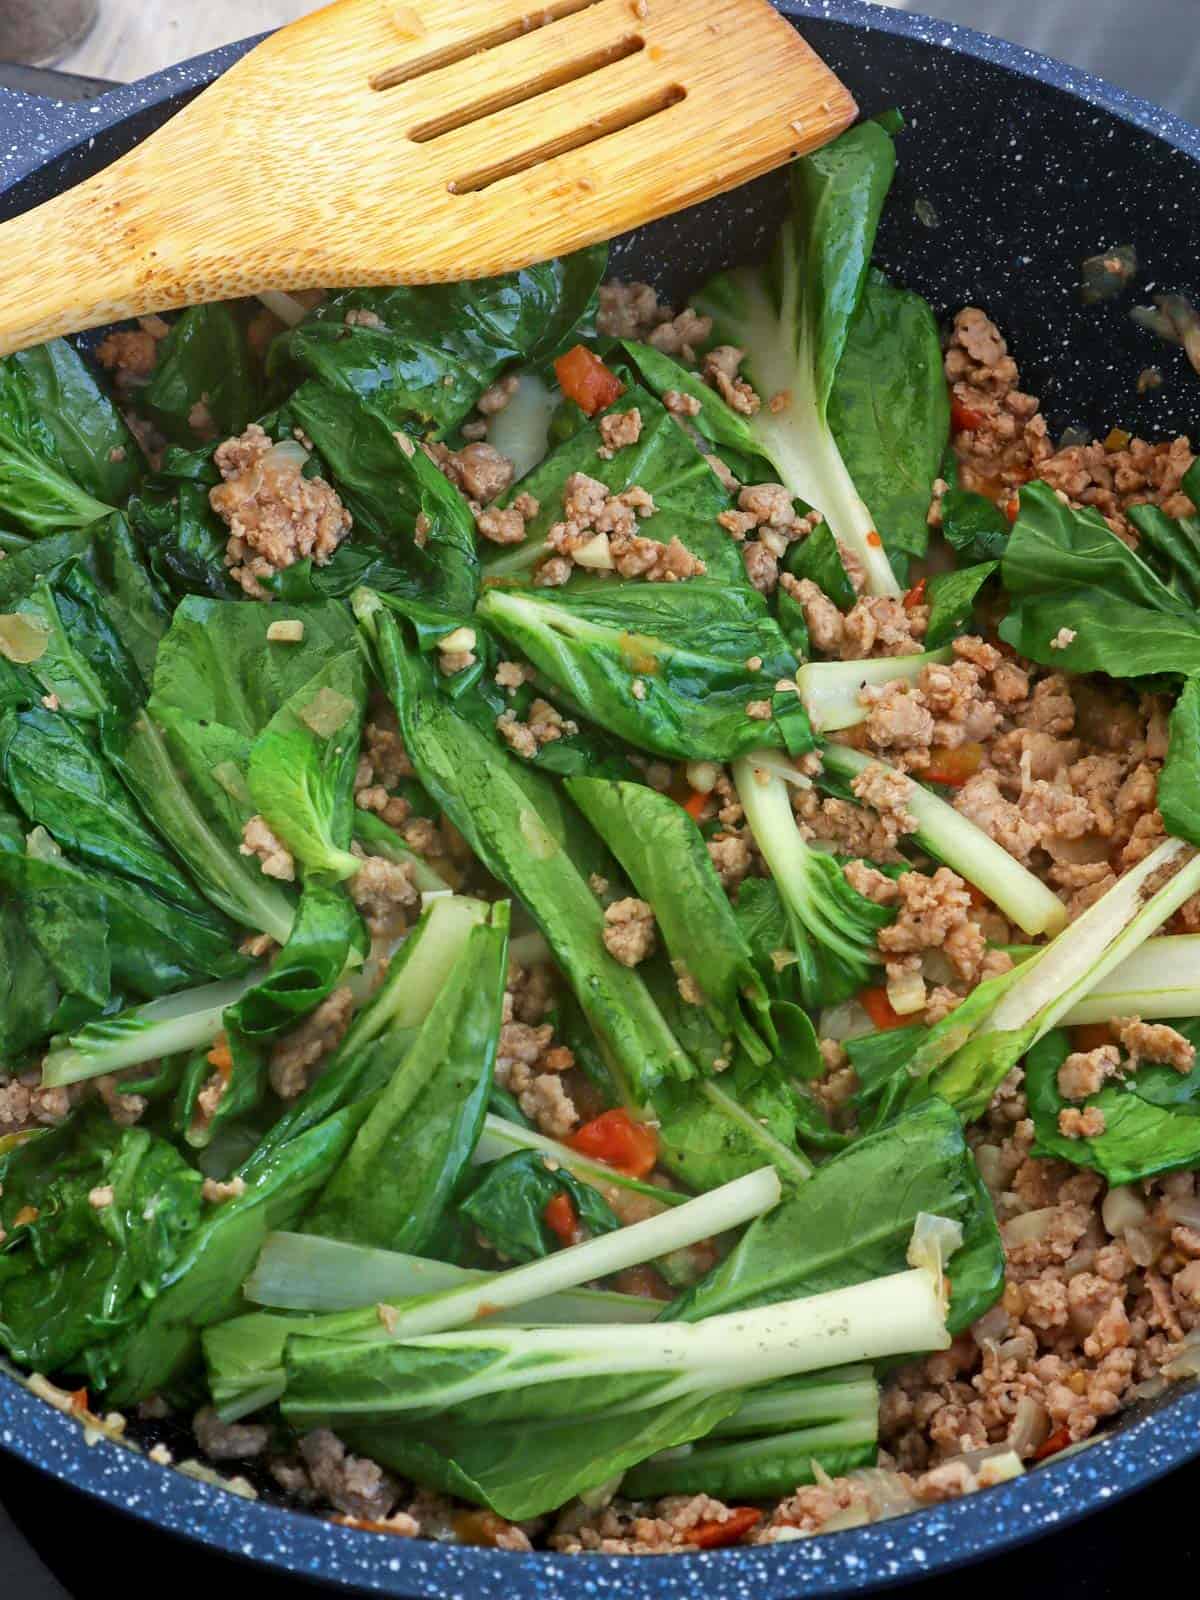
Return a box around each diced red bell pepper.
[1032,1424,1072,1461]
[568,1107,658,1178]
[859,986,908,1031]
[554,344,624,416]
[543,1192,578,1243]
[951,398,985,433]
[690,1507,763,1548]
[924,741,983,787]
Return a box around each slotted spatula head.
[0,0,856,355]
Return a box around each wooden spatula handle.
[0,0,856,356]
[0,164,175,355]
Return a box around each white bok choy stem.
[820,742,1068,937]
[41,971,266,1087]
[798,649,952,734]
[243,1231,661,1323]
[281,1262,949,1430]
[693,269,901,598]
[1062,934,1200,1024]
[986,837,1200,1042]
[362,1166,781,1342]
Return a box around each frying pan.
[1,3,1199,1593]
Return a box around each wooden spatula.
[0,0,856,356]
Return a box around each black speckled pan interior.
[1,3,1199,1594]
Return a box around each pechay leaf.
[280,1258,951,1434]
[105,598,363,941]
[268,248,606,437]
[827,270,949,570]
[1128,487,1200,608]
[666,1097,1002,1335]
[650,1060,814,1191]
[342,1395,735,1522]
[0,349,130,536]
[137,303,260,445]
[146,595,361,737]
[104,709,295,945]
[273,383,479,614]
[246,647,366,881]
[41,971,264,1088]
[1001,481,1182,612]
[478,584,814,762]
[902,839,1200,1123]
[997,483,1200,676]
[783,520,857,611]
[939,475,1011,564]
[303,903,509,1252]
[228,882,364,1038]
[1026,1024,1200,1185]
[692,122,902,595]
[101,1085,377,1403]
[0,1111,204,1373]
[457,1148,620,1263]
[0,704,215,916]
[733,754,893,1008]
[481,384,747,590]
[241,1229,660,1319]
[566,776,775,1063]
[360,595,696,1104]
[0,896,59,1056]
[618,340,767,460]
[1157,674,1200,848]
[924,561,999,648]
[5,340,139,505]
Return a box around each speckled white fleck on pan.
[1,3,1199,1593]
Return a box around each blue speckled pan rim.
[4,1371,1200,1596]
[1,3,1199,1594]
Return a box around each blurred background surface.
[17,0,1199,120]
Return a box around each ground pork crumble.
[210,425,352,598]
[535,469,705,585]
[883,1075,1200,1477]
[943,306,1195,542]
[492,958,579,1137]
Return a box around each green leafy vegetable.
[457,1148,620,1262]
[481,385,746,590]
[1159,675,1200,847]
[479,584,814,761]
[0,341,139,535]
[138,304,260,445]
[360,593,695,1105]
[269,249,606,437]
[668,1098,1002,1334]
[827,270,949,572]
[924,562,999,647]
[566,777,775,1062]
[691,123,902,594]
[0,1111,203,1372]
[733,754,893,1007]
[1027,1024,1200,1184]
[303,902,508,1251]
[899,839,1200,1123]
